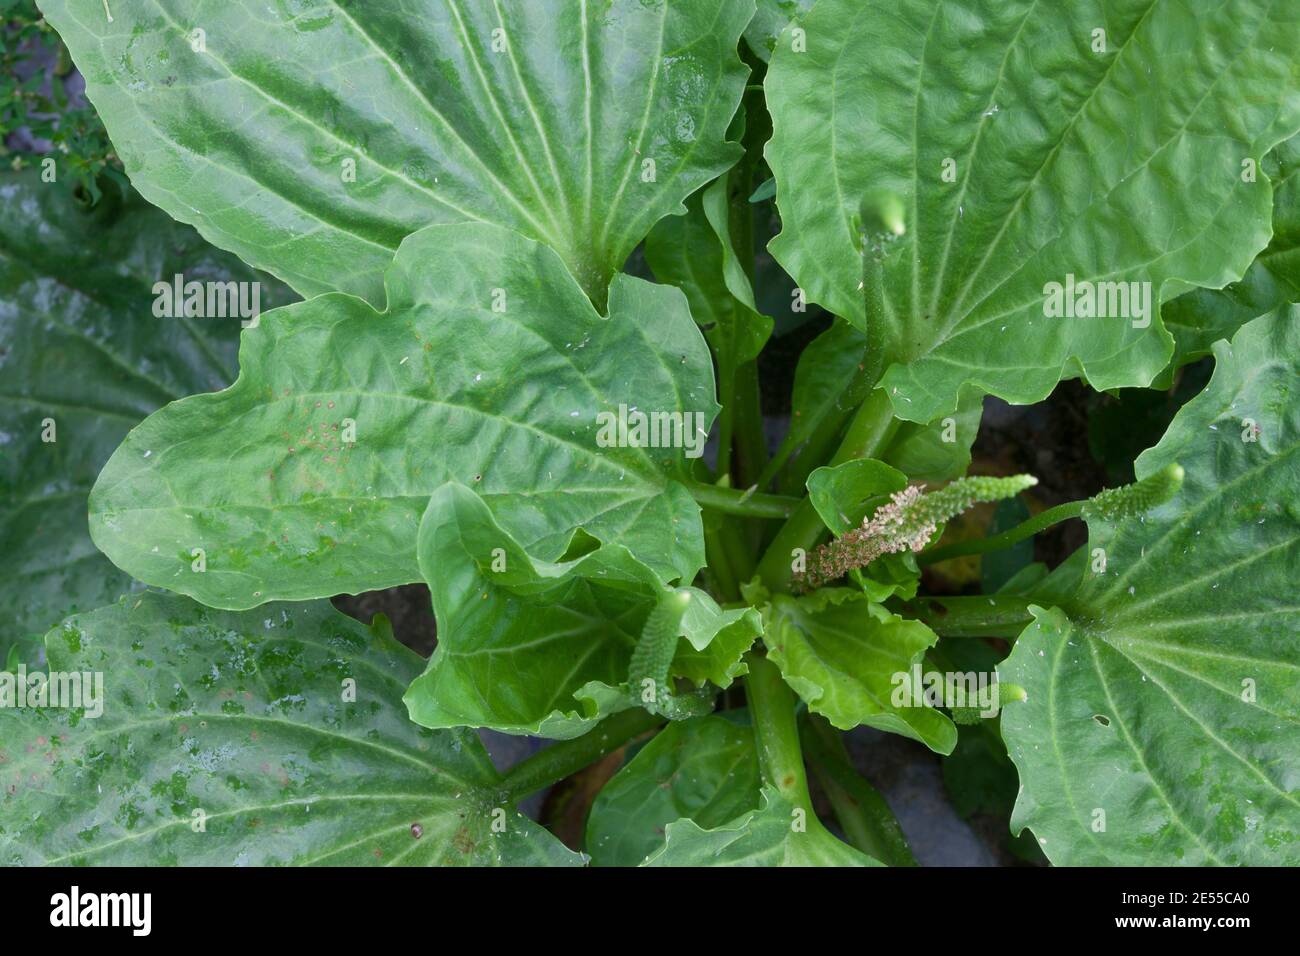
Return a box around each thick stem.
[919,500,1084,566]
[801,715,916,866]
[686,479,799,520]
[731,359,767,487]
[714,355,738,478]
[702,519,740,602]
[744,653,813,811]
[753,499,820,590]
[717,515,756,594]
[728,80,769,489]
[500,708,663,800]
[904,594,1036,638]
[831,387,902,468]
[755,440,796,494]
[772,360,876,496]
[861,243,888,392]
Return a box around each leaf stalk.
[686,480,799,519]
[744,653,814,812]
[499,708,664,800]
[903,594,1036,638]
[800,714,916,866]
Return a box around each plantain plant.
[1,0,1297,866]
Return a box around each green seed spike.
[1082,463,1185,522]
[627,589,692,713]
[909,474,1038,528]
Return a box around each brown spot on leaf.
[452,826,476,855]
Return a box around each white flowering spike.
[795,474,1037,592]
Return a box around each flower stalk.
[919,463,1184,566]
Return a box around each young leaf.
[40,0,753,306]
[1000,307,1300,865]
[671,594,762,689]
[0,593,580,866]
[766,319,870,489]
[806,459,908,535]
[763,589,957,754]
[769,319,981,493]
[748,177,776,203]
[643,784,880,866]
[644,185,771,369]
[882,394,982,484]
[407,483,758,739]
[765,0,1300,423]
[586,713,762,866]
[0,171,294,649]
[88,223,718,609]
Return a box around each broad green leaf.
[1016,546,1092,611]
[1001,308,1300,865]
[743,0,813,63]
[586,713,762,866]
[0,171,294,649]
[407,483,755,739]
[764,589,956,754]
[0,592,580,866]
[89,222,718,609]
[41,0,753,306]
[765,0,1300,423]
[1161,134,1300,366]
[643,784,879,866]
